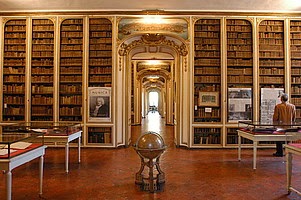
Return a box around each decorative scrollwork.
[118,34,188,56]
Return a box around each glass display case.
[2,122,82,173]
[238,120,301,134]
[3,122,82,136]
[0,124,44,159]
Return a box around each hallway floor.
[1,112,301,199]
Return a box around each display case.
[0,124,44,159]
[238,120,301,132]
[4,121,82,136]
[2,122,82,172]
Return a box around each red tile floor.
[1,112,301,199]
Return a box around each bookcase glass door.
[193,19,221,123]
[59,18,83,121]
[290,20,301,121]
[87,127,112,144]
[258,20,285,89]
[31,19,55,121]
[226,19,253,89]
[89,18,112,88]
[226,19,253,124]
[193,127,221,146]
[3,19,27,121]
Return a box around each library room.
[1,0,301,199]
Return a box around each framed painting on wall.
[198,92,219,107]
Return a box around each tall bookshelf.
[59,18,83,121]
[226,19,253,140]
[193,19,221,123]
[88,18,112,87]
[87,18,113,144]
[226,19,253,89]
[258,20,285,89]
[2,19,27,121]
[290,20,301,121]
[31,19,55,121]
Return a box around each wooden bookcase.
[88,18,112,87]
[31,18,55,121]
[290,20,301,121]
[193,19,221,123]
[2,19,27,121]
[193,127,221,145]
[226,19,253,89]
[59,18,83,121]
[226,128,252,145]
[258,20,285,89]
[87,126,112,144]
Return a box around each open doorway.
[118,33,188,147]
[148,91,158,113]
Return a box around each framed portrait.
[198,92,219,107]
[88,87,111,122]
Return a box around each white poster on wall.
[228,88,252,122]
[260,88,284,124]
[88,87,111,122]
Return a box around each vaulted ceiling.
[1,0,301,13]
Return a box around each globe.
[134,131,166,159]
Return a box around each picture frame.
[88,87,111,122]
[198,92,219,107]
[228,88,252,122]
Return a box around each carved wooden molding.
[118,34,188,56]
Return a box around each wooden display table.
[43,130,82,173]
[0,145,47,200]
[2,122,82,173]
[285,143,301,196]
[237,130,289,169]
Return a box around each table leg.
[286,152,292,194]
[78,136,81,163]
[238,134,241,161]
[6,170,12,200]
[65,142,69,173]
[253,141,257,169]
[39,155,44,196]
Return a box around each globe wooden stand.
[134,132,166,193]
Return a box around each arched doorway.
[118,33,188,147]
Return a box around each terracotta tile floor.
[1,112,301,200]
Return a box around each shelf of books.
[193,18,221,123]
[290,20,301,121]
[193,127,221,146]
[226,19,253,124]
[88,18,112,88]
[2,19,27,121]
[31,18,55,121]
[59,18,83,121]
[226,127,252,145]
[87,126,112,145]
[258,20,285,89]
[226,19,253,89]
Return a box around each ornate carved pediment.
[141,34,165,44]
[118,34,188,56]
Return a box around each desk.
[285,143,301,196]
[237,130,288,169]
[44,130,82,173]
[0,145,46,200]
